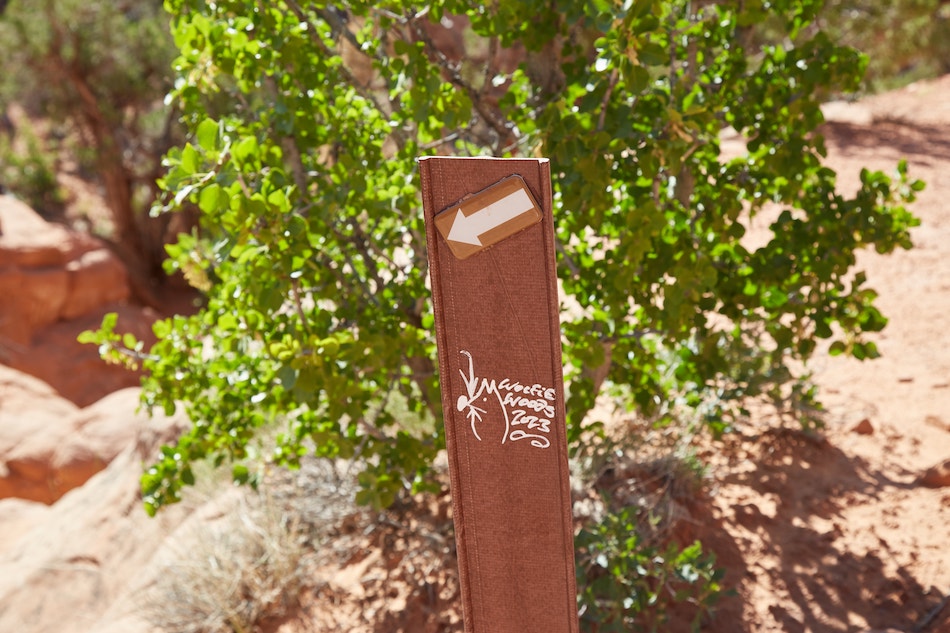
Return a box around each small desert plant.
[575,508,723,633]
[572,406,723,632]
[0,122,65,217]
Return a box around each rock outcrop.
[0,365,190,633]
[0,195,155,405]
[918,458,950,488]
[0,196,127,343]
[0,366,157,504]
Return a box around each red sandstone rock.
[0,389,189,633]
[0,197,130,345]
[0,497,49,557]
[62,248,129,320]
[8,304,156,406]
[0,196,147,405]
[0,365,161,504]
[919,459,950,488]
[0,196,97,268]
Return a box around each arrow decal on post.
[434,175,543,259]
[447,187,535,246]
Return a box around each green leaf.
[232,463,250,485]
[77,330,98,344]
[196,118,220,152]
[198,183,224,213]
[232,135,259,167]
[828,340,847,356]
[180,144,199,173]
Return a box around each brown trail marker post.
[420,156,579,633]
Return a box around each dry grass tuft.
[140,458,360,633]
[142,492,307,633]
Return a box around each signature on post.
[456,350,554,449]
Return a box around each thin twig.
[597,68,619,132]
[406,15,514,149]
[555,237,581,279]
[914,592,950,633]
[290,279,311,336]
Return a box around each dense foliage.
[107,0,921,513]
[76,0,924,627]
[819,0,950,90]
[575,507,722,631]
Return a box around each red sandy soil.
[701,76,950,633]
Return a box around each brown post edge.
[420,156,579,633]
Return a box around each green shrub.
[95,0,921,517]
[0,0,181,286]
[0,122,65,217]
[576,506,723,632]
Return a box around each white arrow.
[447,188,535,246]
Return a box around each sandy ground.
[703,75,950,633]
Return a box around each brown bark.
[43,2,164,307]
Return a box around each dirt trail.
[707,75,950,633]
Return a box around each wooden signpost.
[420,156,579,633]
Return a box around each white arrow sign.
[433,174,543,260]
[447,187,536,246]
